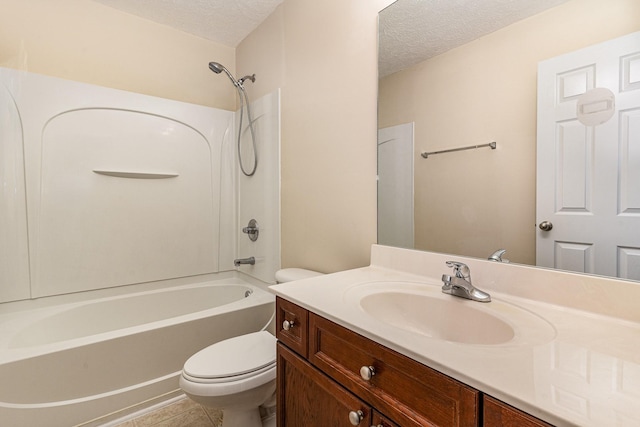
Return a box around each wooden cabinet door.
[483,396,553,427]
[277,342,371,427]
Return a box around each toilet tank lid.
[275,268,323,283]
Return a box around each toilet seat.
[182,331,276,384]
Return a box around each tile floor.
[112,397,222,427]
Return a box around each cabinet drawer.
[309,313,479,427]
[276,297,308,358]
[484,395,553,427]
[372,411,399,427]
[277,343,372,426]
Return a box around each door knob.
[539,221,553,231]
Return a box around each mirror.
[377,0,640,279]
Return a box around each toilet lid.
[183,331,276,379]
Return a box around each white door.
[378,123,414,249]
[537,31,640,280]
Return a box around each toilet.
[179,268,322,427]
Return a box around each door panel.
[377,123,414,249]
[537,31,640,280]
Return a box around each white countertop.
[270,245,640,427]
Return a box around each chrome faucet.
[488,249,509,263]
[441,261,491,302]
[234,256,255,267]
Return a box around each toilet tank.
[275,268,322,283]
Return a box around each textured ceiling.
[90,0,283,47]
[379,0,571,77]
[89,0,569,74]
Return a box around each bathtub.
[0,280,275,427]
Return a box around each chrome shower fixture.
[238,74,256,86]
[208,61,239,87]
[208,62,256,88]
[208,61,258,176]
[208,61,224,73]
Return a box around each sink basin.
[361,292,514,345]
[345,282,556,346]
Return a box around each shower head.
[208,61,240,87]
[208,62,224,74]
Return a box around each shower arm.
[238,74,256,86]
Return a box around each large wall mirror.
[378,0,640,280]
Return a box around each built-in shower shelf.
[92,170,179,179]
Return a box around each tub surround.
[0,67,231,303]
[0,67,282,303]
[270,244,640,427]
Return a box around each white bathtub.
[0,281,275,427]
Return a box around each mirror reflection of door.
[536,31,640,280]
[378,123,414,249]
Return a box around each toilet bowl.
[180,268,322,427]
[180,331,277,427]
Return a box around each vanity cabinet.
[276,297,555,427]
[276,297,477,426]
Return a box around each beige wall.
[238,0,393,273]
[0,0,236,110]
[378,0,640,265]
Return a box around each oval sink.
[345,281,556,346]
[361,292,514,345]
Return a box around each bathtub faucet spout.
[234,257,255,267]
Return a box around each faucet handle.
[445,261,470,279]
[488,249,509,263]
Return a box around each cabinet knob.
[359,365,375,381]
[348,410,364,425]
[282,319,295,331]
